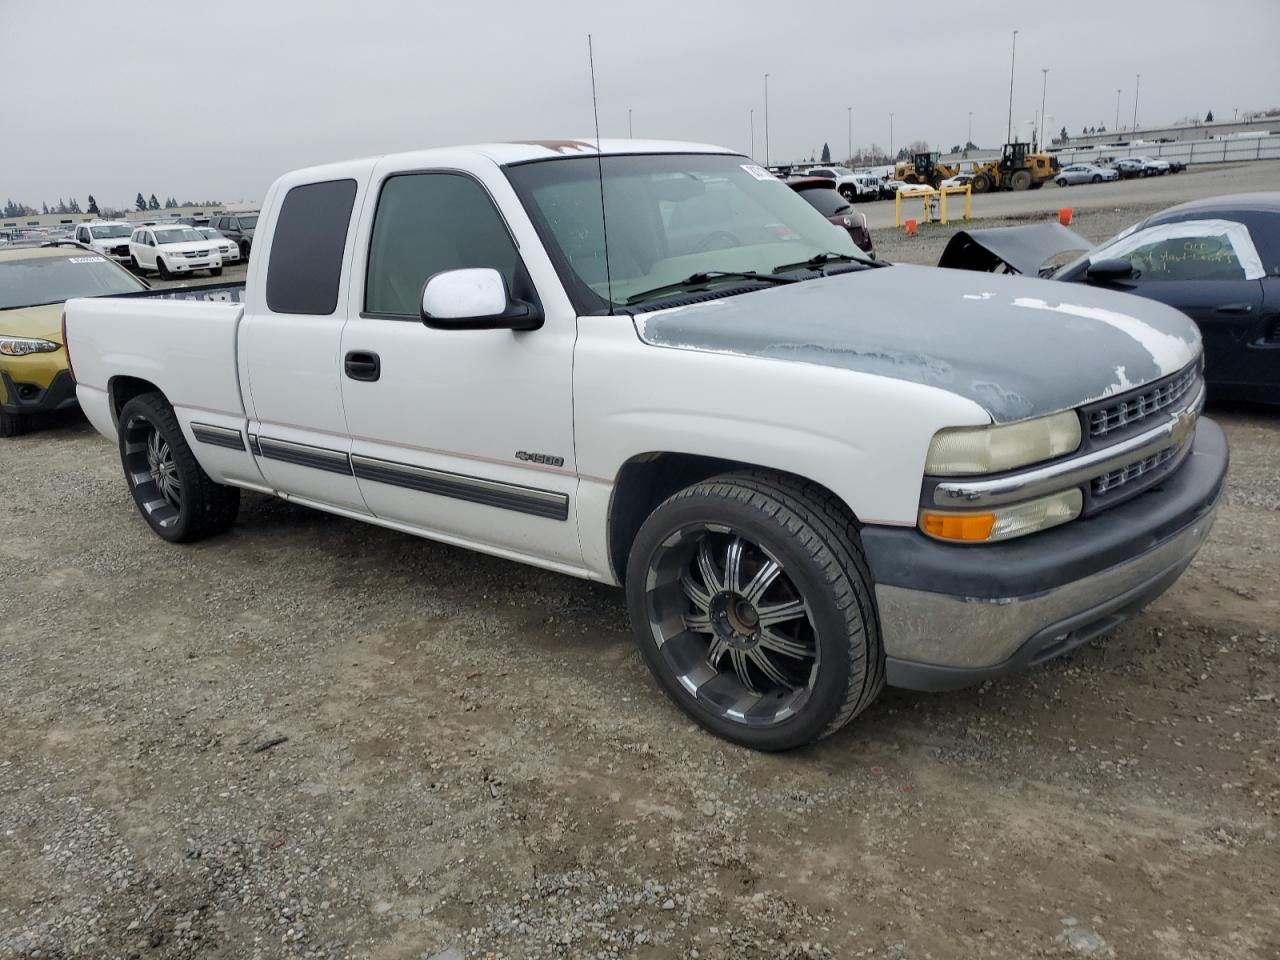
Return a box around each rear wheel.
[1056,178,1068,187]
[1009,169,1033,191]
[117,392,239,543]
[627,471,883,751]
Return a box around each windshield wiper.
[625,270,796,306]
[771,252,882,274]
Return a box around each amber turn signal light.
[920,511,996,542]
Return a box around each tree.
[148,194,160,210]
[1059,126,1069,144]
[87,195,99,214]
[820,142,831,163]
[963,140,978,152]
[136,192,147,211]
[68,198,81,214]
[1205,110,1214,122]
[42,202,49,214]
[950,144,960,154]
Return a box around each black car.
[785,177,875,255]
[208,212,259,259]
[937,193,1279,404]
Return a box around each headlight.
[924,410,1081,476]
[0,336,61,357]
[920,489,1082,543]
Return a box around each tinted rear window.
[266,180,357,315]
[794,186,850,217]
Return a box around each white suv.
[74,221,134,263]
[195,227,241,265]
[128,225,223,279]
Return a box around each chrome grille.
[1089,365,1198,439]
[183,249,211,259]
[1092,446,1177,496]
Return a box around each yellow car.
[1,242,149,436]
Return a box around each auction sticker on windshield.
[68,256,107,264]
[741,164,779,182]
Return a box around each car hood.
[0,302,65,344]
[90,237,131,249]
[633,265,1201,423]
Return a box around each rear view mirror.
[420,267,543,331]
[1085,258,1135,283]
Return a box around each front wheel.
[1091,174,1102,183]
[626,471,883,751]
[118,392,239,543]
[210,266,223,277]
[157,257,172,280]
[1,409,31,438]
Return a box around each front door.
[338,163,582,569]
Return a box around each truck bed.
[65,286,249,437]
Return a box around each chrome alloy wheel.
[643,525,819,727]
[122,415,182,528]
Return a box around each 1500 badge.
[516,451,565,467]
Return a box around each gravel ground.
[2,186,1279,959]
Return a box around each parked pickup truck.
[64,139,1228,751]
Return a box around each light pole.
[967,111,973,150]
[889,111,894,161]
[1039,68,1048,149]
[628,108,633,138]
[1133,73,1140,131]
[1115,88,1121,131]
[847,106,852,164]
[1006,29,1018,144]
[749,109,755,161]
[763,73,770,167]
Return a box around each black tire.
[157,257,172,280]
[117,392,239,543]
[839,185,856,201]
[128,255,140,272]
[971,172,992,193]
[1010,169,1033,191]
[240,241,250,260]
[1,409,31,438]
[626,470,883,751]
[1091,174,1102,183]
[1056,178,1068,187]
[210,266,223,277]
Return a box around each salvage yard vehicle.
[803,165,873,202]
[128,225,223,279]
[786,177,874,255]
[73,220,135,263]
[0,243,148,436]
[209,212,257,260]
[938,193,1279,405]
[195,226,241,264]
[969,141,1060,193]
[1055,163,1119,186]
[64,140,1227,751]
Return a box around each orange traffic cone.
[1059,208,1073,226]
[905,218,918,236]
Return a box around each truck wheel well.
[109,376,162,424]
[607,453,858,584]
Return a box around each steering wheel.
[693,230,741,253]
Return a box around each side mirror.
[1085,258,1135,284]
[420,267,543,331]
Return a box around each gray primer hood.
[635,265,1201,422]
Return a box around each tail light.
[61,310,76,382]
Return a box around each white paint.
[1011,296,1197,376]
[962,292,995,301]
[1090,218,1266,280]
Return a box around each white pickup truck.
[64,139,1227,751]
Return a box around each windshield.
[236,214,258,229]
[831,166,854,176]
[505,153,865,313]
[0,254,146,309]
[90,224,131,239]
[197,228,225,239]
[154,228,204,244]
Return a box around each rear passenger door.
[338,158,582,569]
[238,174,370,514]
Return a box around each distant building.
[2,202,258,231]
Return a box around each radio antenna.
[588,34,614,314]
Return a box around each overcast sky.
[4,0,1277,208]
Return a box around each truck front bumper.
[861,418,1228,691]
